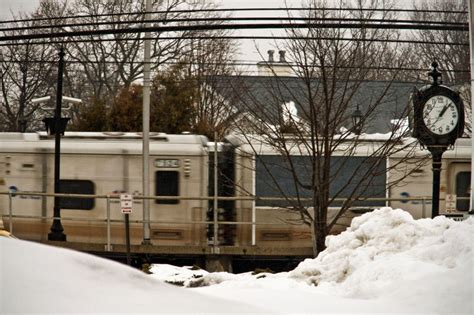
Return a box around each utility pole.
[469,0,474,214]
[142,0,152,244]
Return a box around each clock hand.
[438,104,449,118]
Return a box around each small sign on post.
[120,193,133,266]
[120,193,133,214]
[445,194,456,213]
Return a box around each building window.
[155,171,179,204]
[456,171,470,211]
[59,180,95,210]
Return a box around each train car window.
[155,171,179,204]
[456,171,470,211]
[59,180,95,210]
[255,155,386,208]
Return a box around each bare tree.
[145,0,243,139]
[13,0,239,131]
[409,0,470,137]
[409,0,469,85]
[0,10,57,132]
[185,18,241,140]
[53,0,189,101]
[229,0,426,255]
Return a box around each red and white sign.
[120,193,133,214]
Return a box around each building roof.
[211,75,423,134]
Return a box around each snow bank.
[0,238,267,314]
[1,207,472,314]
[288,207,473,311]
[170,207,473,314]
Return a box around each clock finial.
[428,61,442,86]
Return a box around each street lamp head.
[31,96,52,104]
[351,105,363,135]
[62,96,82,104]
[32,95,82,105]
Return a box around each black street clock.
[410,62,465,218]
[411,62,465,148]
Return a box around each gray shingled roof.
[212,75,422,134]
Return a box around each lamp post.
[49,47,67,241]
[31,48,81,241]
[351,104,363,135]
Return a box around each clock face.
[422,95,459,135]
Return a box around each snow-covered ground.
[1,207,473,314]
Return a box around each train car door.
[448,163,471,212]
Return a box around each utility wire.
[0,16,466,33]
[0,7,467,25]
[0,22,468,42]
[0,34,468,47]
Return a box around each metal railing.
[1,191,469,251]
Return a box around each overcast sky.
[1,0,39,19]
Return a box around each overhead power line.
[0,21,468,42]
[0,16,466,33]
[0,35,468,48]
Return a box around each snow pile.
[0,239,266,314]
[1,207,473,314]
[171,208,473,313]
[289,207,473,298]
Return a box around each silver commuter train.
[0,132,209,246]
[0,132,471,252]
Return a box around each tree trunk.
[313,201,328,256]
[313,217,327,255]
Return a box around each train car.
[389,137,472,219]
[226,134,390,248]
[227,134,472,248]
[0,132,210,246]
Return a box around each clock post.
[430,148,443,218]
[411,62,465,218]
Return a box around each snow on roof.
[0,132,209,155]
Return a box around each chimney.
[257,49,293,76]
[279,50,286,62]
[268,50,275,63]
